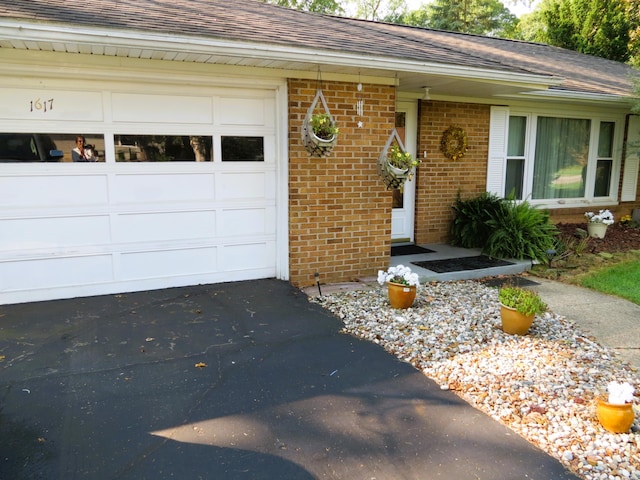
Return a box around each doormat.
[412,255,514,273]
[481,276,539,288]
[391,245,435,256]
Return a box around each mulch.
[555,223,640,254]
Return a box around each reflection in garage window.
[221,136,264,161]
[0,133,104,163]
[115,135,212,162]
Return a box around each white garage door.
[0,84,286,304]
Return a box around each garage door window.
[221,136,264,162]
[0,133,104,163]
[114,135,212,162]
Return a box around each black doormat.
[412,255,514,273]
[481,276,540,288]
[391,245,435,256]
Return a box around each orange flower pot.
[387,282,417,309]
[500,304,535,335]
[596,398,635,433]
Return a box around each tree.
[517,0,640,63]
[352,0,407,21]
[398,0,518,37]
[261,0,344,15]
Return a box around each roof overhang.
[0,18,616,104]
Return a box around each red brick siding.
[414,101,491,244]
[414,101,640,234]
[288,79,396,287]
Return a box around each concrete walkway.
[531,278,640,369]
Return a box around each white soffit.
[0,19,562,96]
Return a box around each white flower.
[607,381,634,404]
[584,209,614,225]
[377,264,420,287]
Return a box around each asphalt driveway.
[0,279,579,479]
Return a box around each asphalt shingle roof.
[1,0,638,97]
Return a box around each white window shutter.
[487,106,509,196]
[621,115,640,202]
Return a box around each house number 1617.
[29,98,54,113]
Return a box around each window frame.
[496,107,624,208]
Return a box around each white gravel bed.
[312,280,640,480]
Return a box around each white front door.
[391,100,418,242]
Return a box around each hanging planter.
[302,89,339,157]
[377,128,420,190]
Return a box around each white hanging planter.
[377,128,414,190]
[302,89,338,157]
[386,162,409,178]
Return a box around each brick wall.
[414,100,491,244]
[288,79,396,287]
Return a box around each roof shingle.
[0,0,637,97]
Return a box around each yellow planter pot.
[596,398,635,433]
[387,282,417,309]
[500,304,535,335]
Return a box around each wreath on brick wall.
[440,126,468,161]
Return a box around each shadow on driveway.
[0,279,579,479]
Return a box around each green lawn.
[579,259,640,305]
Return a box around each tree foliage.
[411,0,518,36]
[261,0,344,15]
[263,0,640,64]
[352,0,406,21]
[517,0,640,64]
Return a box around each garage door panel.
[112,93,213,124]
[0,89,104,122]
[0,215,111,251]
[113,173,215,203]
[1,255,113,291]
[219,207,275,237]
[216,171,273,200]
[114,210,216,244]
[218,98,268,125]
[0,174,109,208]
[119,246,217,280]
[220,242,275,272]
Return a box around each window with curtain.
[532,117,590,199]
[501,112,618,204]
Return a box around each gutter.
[0,19,562,91]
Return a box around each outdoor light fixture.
[314,272,322,296]
[545,249,557,267]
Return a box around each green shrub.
[484,198,558,263]
[450,191,504,248]
[450,192,558,263]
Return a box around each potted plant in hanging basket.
[377,129,421,190]
[303,112,339,157]
[596,381,635,433]
[498,285,546,335]
[584,209,614,238]
[377,264,420,309]
[386,144,420,179]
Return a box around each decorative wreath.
[440,126,468,161]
